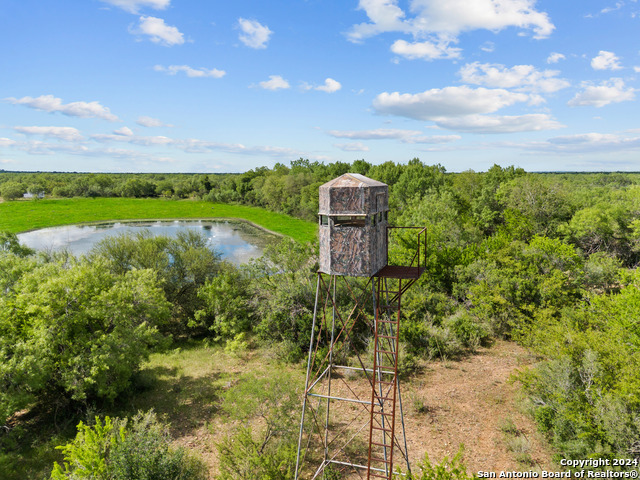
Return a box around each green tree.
[0,258,170,423]
[471,165,525,233]
[0,181,26,200]
[90,231,221,333]
[496,175,574,236]
[523,270,640,459]
[249,239,319,358]
[194,262,252,339]
[391,160,448,209]
[0,231,34,257]
[561,205,633,263]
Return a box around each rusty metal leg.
[294,273,322,480]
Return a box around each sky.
[1,0,640,173]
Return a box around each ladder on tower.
[367,277,403,480]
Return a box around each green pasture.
[0,198,316,243]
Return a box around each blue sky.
[1,0,639,173]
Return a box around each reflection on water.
[17,220,276,265]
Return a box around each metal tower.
[294,174,425,479]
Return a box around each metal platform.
[374,265,424,279]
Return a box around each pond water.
[17,220,277,264]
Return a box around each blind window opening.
[334,215,366,227]
[319,215,329,226]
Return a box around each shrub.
[522,270,640,459]
[406,446,476,480]
[194,262,252,339]
[0,181,26,200]
[0,258,170,423]
[0,231,34,257]
[51,410,207,480]
[215,370,301,480]
[90,230,221,334]
[442,310,492,351]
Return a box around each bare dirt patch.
[404,340,555,474]
[170,340,555,478]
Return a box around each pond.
[17,220,277,264]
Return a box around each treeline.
[0,171,217,200]
[3,159,640,468]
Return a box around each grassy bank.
[0,198,316,243]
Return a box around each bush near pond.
[0,250,170,425]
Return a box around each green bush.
[522,270,640,459]
[442,310,491,351]
[216,427,296,480]
[0,231,34,257]
[406,446,476,480]
[249,239,321,353]
[215,370,301,480]
[0,256,170,423]
[0,181,26,200]
[194,262,252,339]
[51,410,207,480]
[90,230,221,334]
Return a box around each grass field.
[0,198,317,243]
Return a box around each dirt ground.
[174,340,555,478]
[403,340,555,475]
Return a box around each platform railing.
[386,226,427,271]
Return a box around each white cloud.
[177,139,308,158]
[480,41,495,52]
[391,39,461,60]
[238,18,272,49]
[415,0,554,38]
[302,78,343,92]
[547,52,566,64]
[334,142,370,152]
[87,131,309,160]
[405,134,462,143]
[600,2,625,15]
[436,113,564,133]
[0,138,17,147]
[458,62,570,92]
[100,0,169,14]
[154,64,226,78]
[591,50,622,70]
[568,78,635,107]
[326,128,460,143]
[133,16,184,46]
[92,133,173,146]
[348,0,410,42]
[137,116,172,127]
[328,128,423,140]
[258,75,290,90]
[6,95,119,121]
[372,86,530,120]
[550,133,622,145]
[532,132,640,154]
[315,78,342,93]
[13,126,83,142]
[113,126,134,136]
[634,66,640,73]
[348,0,554,43]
